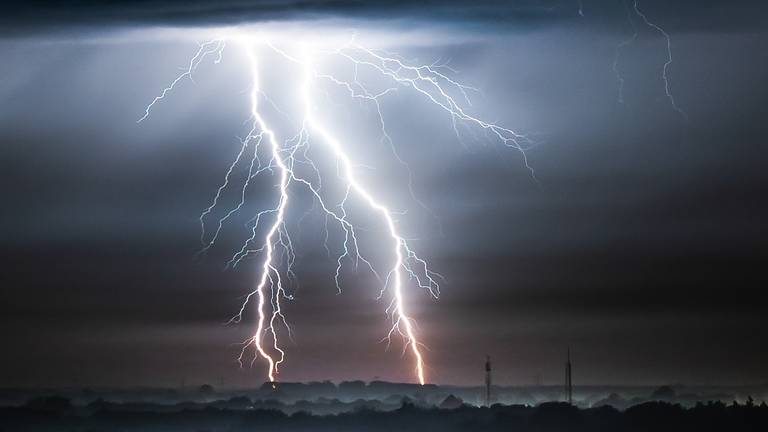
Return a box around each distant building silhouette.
[484,355,492,407]
[565,348,573,405]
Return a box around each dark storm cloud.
[1,0,768,388]
[1,0,767,36]
[0,0,572,35]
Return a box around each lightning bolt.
[631,0,687,118]
[612,0,687,118]
[138,31,532,385]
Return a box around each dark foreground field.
[2,399,767,432]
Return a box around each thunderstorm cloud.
[1,0,767,386]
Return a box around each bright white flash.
[138,30,532,385]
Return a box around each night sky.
[1,1,767,388]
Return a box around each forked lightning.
[139,32,532,385]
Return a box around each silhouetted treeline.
[3,382,763,409]
[2,397,767,431]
